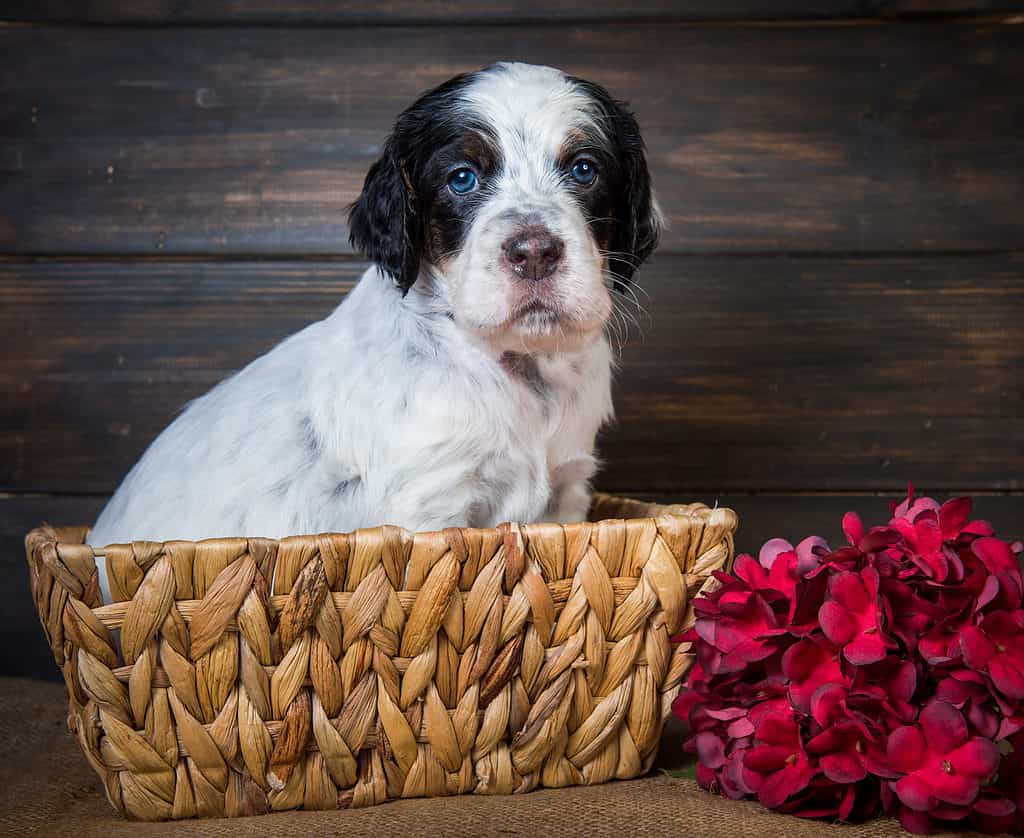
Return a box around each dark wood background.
[2,2,1021,679]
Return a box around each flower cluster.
[673,488,1024,834]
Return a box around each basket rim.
[25,492,738,555]
[23,492,739,819]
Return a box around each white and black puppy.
[89,62,661,563]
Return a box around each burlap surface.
[0,677,988,838]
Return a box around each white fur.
[450,65,612,349]
[90,63,627,601]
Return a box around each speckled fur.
[89,63,659,601]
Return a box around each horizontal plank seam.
[1,13,1020,29]
[0,249,1021,265]
[4,490,1023,501]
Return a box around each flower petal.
[819,601,857,645]
[960,626,997,669]
[759,538,794,570]
[949,738,999,779]
[733,554,766,589]
[894,775,935,812]
[972,537,1018,576]
[920,701,968,754]
[914,518,943,558]
[843,632,887,666]
[842,512,865,547]
[809,682,847,728]
[929,771,980,807]
[758,762,815,810]
[897,805,937,834]
[744,745,791,774]
[989,656,1024,701]
[830,571,870,610]
[795,536,830,576]
[821,752,867,784]
[887,726,926,774]
[695,732,726,769]
[861,527,902,553]
[889,660,917,702]
[973,795,1016,817]
[939,497,972,540]
[781,637,824,682]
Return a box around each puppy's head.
[349,62,661,354]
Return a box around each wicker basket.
[25,494,736,821]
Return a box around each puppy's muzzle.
[502,226,565,282]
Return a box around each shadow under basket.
[25,493,737,821]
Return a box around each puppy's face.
[349,63,661,354]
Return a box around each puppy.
[89,62,661,562]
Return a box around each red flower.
[694,588,787,674]
[733,549,799,602]
[918,606,974,665]
[961,611,1024,701]
[775,776,879,822]
[882,578,940,652]
[674,488,1023,835]
[938,496,973,540]
[819,568,891,665]
[842,511,903,557]
[991,746,1024,834]
[744,711,819,808]
[972,537,1024,611]
[936,672,1001,739]
[781,635,849,714]
[895,515,962,582]
[850,656,919,723]
[891,484,939,521]
[970,791,1019,835]
[887,702,999,811]
[804,684,891,783]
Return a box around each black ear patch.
[613,116,660,284]
[348,146,421,293]
[569,77,661,287]
[348,72,478,294]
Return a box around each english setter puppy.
[89,62,661,570]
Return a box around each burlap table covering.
[0,677,989,837]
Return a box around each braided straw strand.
[24,494,737,820]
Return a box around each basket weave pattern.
[26,494,736,820]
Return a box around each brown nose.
[502,228,564,281]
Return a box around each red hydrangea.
[673,487,1024,834]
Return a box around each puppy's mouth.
[505,298,593,339]
[511,298,561,321]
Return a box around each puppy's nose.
[502,228,564,281]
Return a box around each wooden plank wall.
[2,3,1022,678]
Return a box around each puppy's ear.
[348,143,422,294]
[607,105,662,287]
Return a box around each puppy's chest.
[469,353,589,514]
[496,351,577,449]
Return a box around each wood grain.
[4,1,1020,24]
[3,254,1020,494]
[1,22,1022,255]
[5,491,1021,680]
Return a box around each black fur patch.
[349,67,658,294]
[331,476,361,499]
[299,414,322,457]
[348,71,501,293]
[500,351,548,399]
[565,77,660,288]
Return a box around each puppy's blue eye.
[447,168,478,195]
[570,158,597,185]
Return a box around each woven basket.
[25,494,736,821]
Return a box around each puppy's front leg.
[546,458,598,524]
